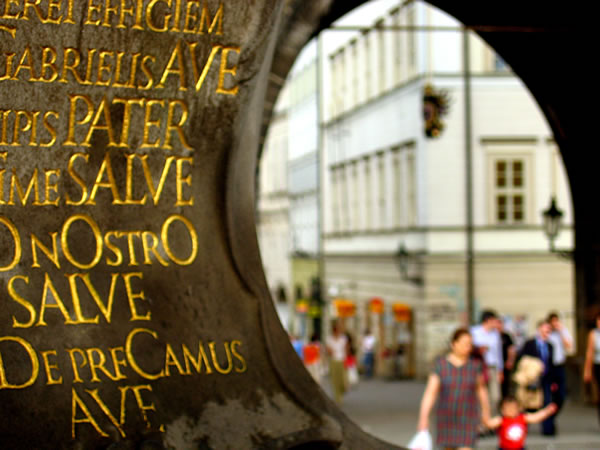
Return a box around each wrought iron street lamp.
[395,243,423,285]
[396,243,409,278]
[542,196,564,252]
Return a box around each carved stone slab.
[0,1,397,448]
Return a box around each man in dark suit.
[517,320,558,436]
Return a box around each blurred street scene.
[257,0,574,382]
[256,0,599,448]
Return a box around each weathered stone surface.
[0,1,397,448]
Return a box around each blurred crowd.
[289,309,600,449]
[415,309,600,450]
[289,322,377,404]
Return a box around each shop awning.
[392,303,411,322]
[295,299,310,314]
[369,297,384,314]
[333,298,356,317]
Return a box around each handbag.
[347,365,359,386]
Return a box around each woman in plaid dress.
[417,328,491,449]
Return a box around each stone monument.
[0,1,397,448]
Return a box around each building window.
[295,284,303,301]
[407,5,416,76]
[330,167,340,231]
[330,53,339,116]
[491,157,528,224]
[363,31,372,100]
[339,165,349,231]
[391,8,403,85]
[330,49,347,116]
[339,48,347,112]
[376,20,386,94]
[392,147,403,226]
[276,284,287,303]
[352,161,360,230]
[377,153,386,228]
[406,149,417,226]
[351,39,359,106]
[364,157,372,229]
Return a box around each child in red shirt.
[485,396,557,450]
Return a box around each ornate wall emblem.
[423,83,450,138]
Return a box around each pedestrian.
[345,332,359,388]
[500,320,517,398]
[471,310,504,411]
[361,328,376,378]
[583,311,600,427]
[290,333,304,360]
[485,395,557,450]
[547,311,572,408]
[516,320,557,436]
[303,333,323,385]
[417,328,491,450]
[326,322,348,404]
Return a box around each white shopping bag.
[347,365,359,386]
[407,430,432,450]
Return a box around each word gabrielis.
[0,329,247,390]
[0,41,240,95]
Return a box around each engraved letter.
[41,350,63,385]
[125,328,165,380]
[71,388,108,438]
[123,272,150,321]
[0,216,21,271]
[231,340,247,373]
[31,232,60,269]
[165,100,191,150]
[37,272,77,326]
[161,214,198,265]
[68,273,120,324]
[182,342,212,375]
[216,46,240,96]
[208,341,232,374]
[61,214,103,270]
[0,336,40,389]
[65,94,94,145]
[8,275,36,328]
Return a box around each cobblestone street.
[327,378,600,449]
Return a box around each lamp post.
[396,243,409,279]
[395,243,423,285]
[542,196,564,252]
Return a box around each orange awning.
[295,299,309,313]
[369,297,384,314]
[392,303,411,322]
[333,298,356,317]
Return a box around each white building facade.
[257,43,322,337]
[287,42,322,339]
[256,85,293,329]
[320,0,574,377]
